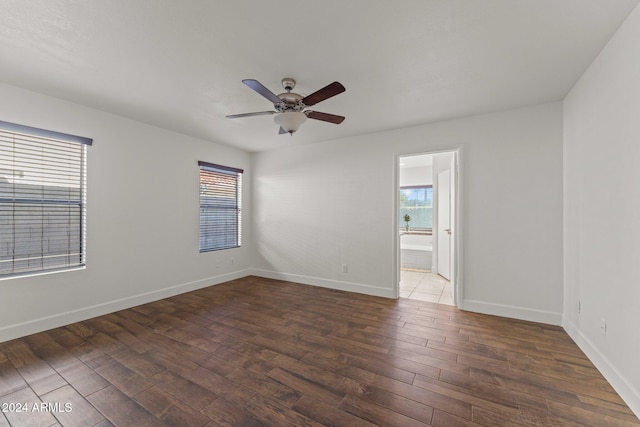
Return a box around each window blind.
[198,161,242,252]
[0,120,92,277]
[399,185,433,230]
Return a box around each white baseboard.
[461,299,562,326]
[0,269,251,343]
[250,268,397,299]
[562,316,640,418]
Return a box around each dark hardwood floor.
[1,276,638,426]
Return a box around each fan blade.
[278,126,287,135]
[242,79,283,104]
[305,110,345,124]
[226,111,276,119]
[301,82,345,106]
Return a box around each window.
[199,161,242,252]
[0,120,92,277]
[399,185,433,231]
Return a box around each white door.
[437,169,451,280]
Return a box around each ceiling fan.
[226,78,346,135]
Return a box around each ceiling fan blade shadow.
[242,79,283,104]
[226,111,276,119]
[278,126,288,135]
[305,111,345,124]
[301,82,345,106]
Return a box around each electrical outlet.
[600,319,607,335]
[342,264,348,273]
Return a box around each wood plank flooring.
[1,276,638,426]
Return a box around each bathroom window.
[399,185,432,231]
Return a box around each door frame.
[393,148,463,307]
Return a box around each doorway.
[397,150,458,306]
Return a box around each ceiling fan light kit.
[226,77,345,135]
[274,111,307,135]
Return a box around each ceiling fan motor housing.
[276,92,304,112]
[275,78,305,111]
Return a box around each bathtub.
[400,233,432,270]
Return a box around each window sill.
[399,230,432,236]
[0,265,86,282]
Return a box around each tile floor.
[400,269,454,305]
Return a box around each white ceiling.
[0,0,638,152]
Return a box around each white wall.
[400,165,433,187]
[563,3,640,415]
[0,83,252,342]
[252,102,564,323]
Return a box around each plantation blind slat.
[0,121,91,277]
[198,161,242,252]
